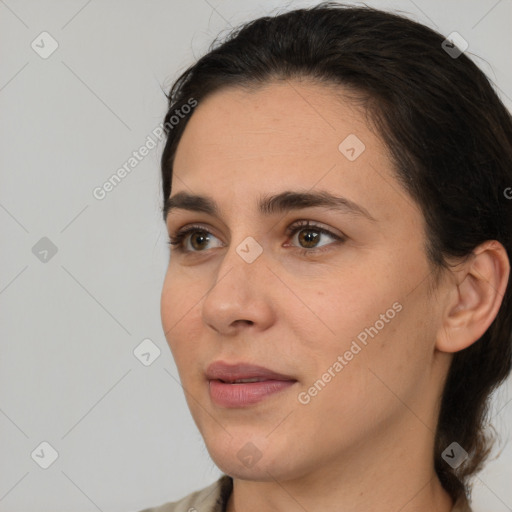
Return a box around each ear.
[436,240,510,353]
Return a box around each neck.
[225,419,454,512]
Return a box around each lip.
[205,361,296,382]
[206,361,297,408]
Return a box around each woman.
[141,2,512,511]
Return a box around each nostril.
[232,319,254,327]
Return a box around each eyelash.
[167,220,345,256]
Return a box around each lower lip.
[208,379,297,407]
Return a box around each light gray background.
[1,1,511,511]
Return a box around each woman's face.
[161,81,452,482]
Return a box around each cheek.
[160,271,178,336]
[308,271,391,341]
[295,307,427,442]
[302,262,429,384]
[160,268,202,353]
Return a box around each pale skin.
[160,79,510,512]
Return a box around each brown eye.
[189,231,210,251]
[168,226,223,252]
[297,228,321,248]
[287,221,344,252]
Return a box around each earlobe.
[436,240,510,354]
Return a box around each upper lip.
[206,361,297,382]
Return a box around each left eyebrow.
[163,190,377,223]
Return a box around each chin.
[204,435,306,483]
[216,462,276,481]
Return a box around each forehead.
[173,80,387,184]
[171,81,424,252]
[170,80,422,231]
[175,81,371,163]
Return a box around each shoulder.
[137,475,233,512]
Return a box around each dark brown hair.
[159,2,512,501]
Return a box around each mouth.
[205,361,296,382]
[206,361,298,407]
[217,377,275,384]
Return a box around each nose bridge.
[211,232,266,295]
[201,232,271,332]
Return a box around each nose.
[201,239,276,336]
